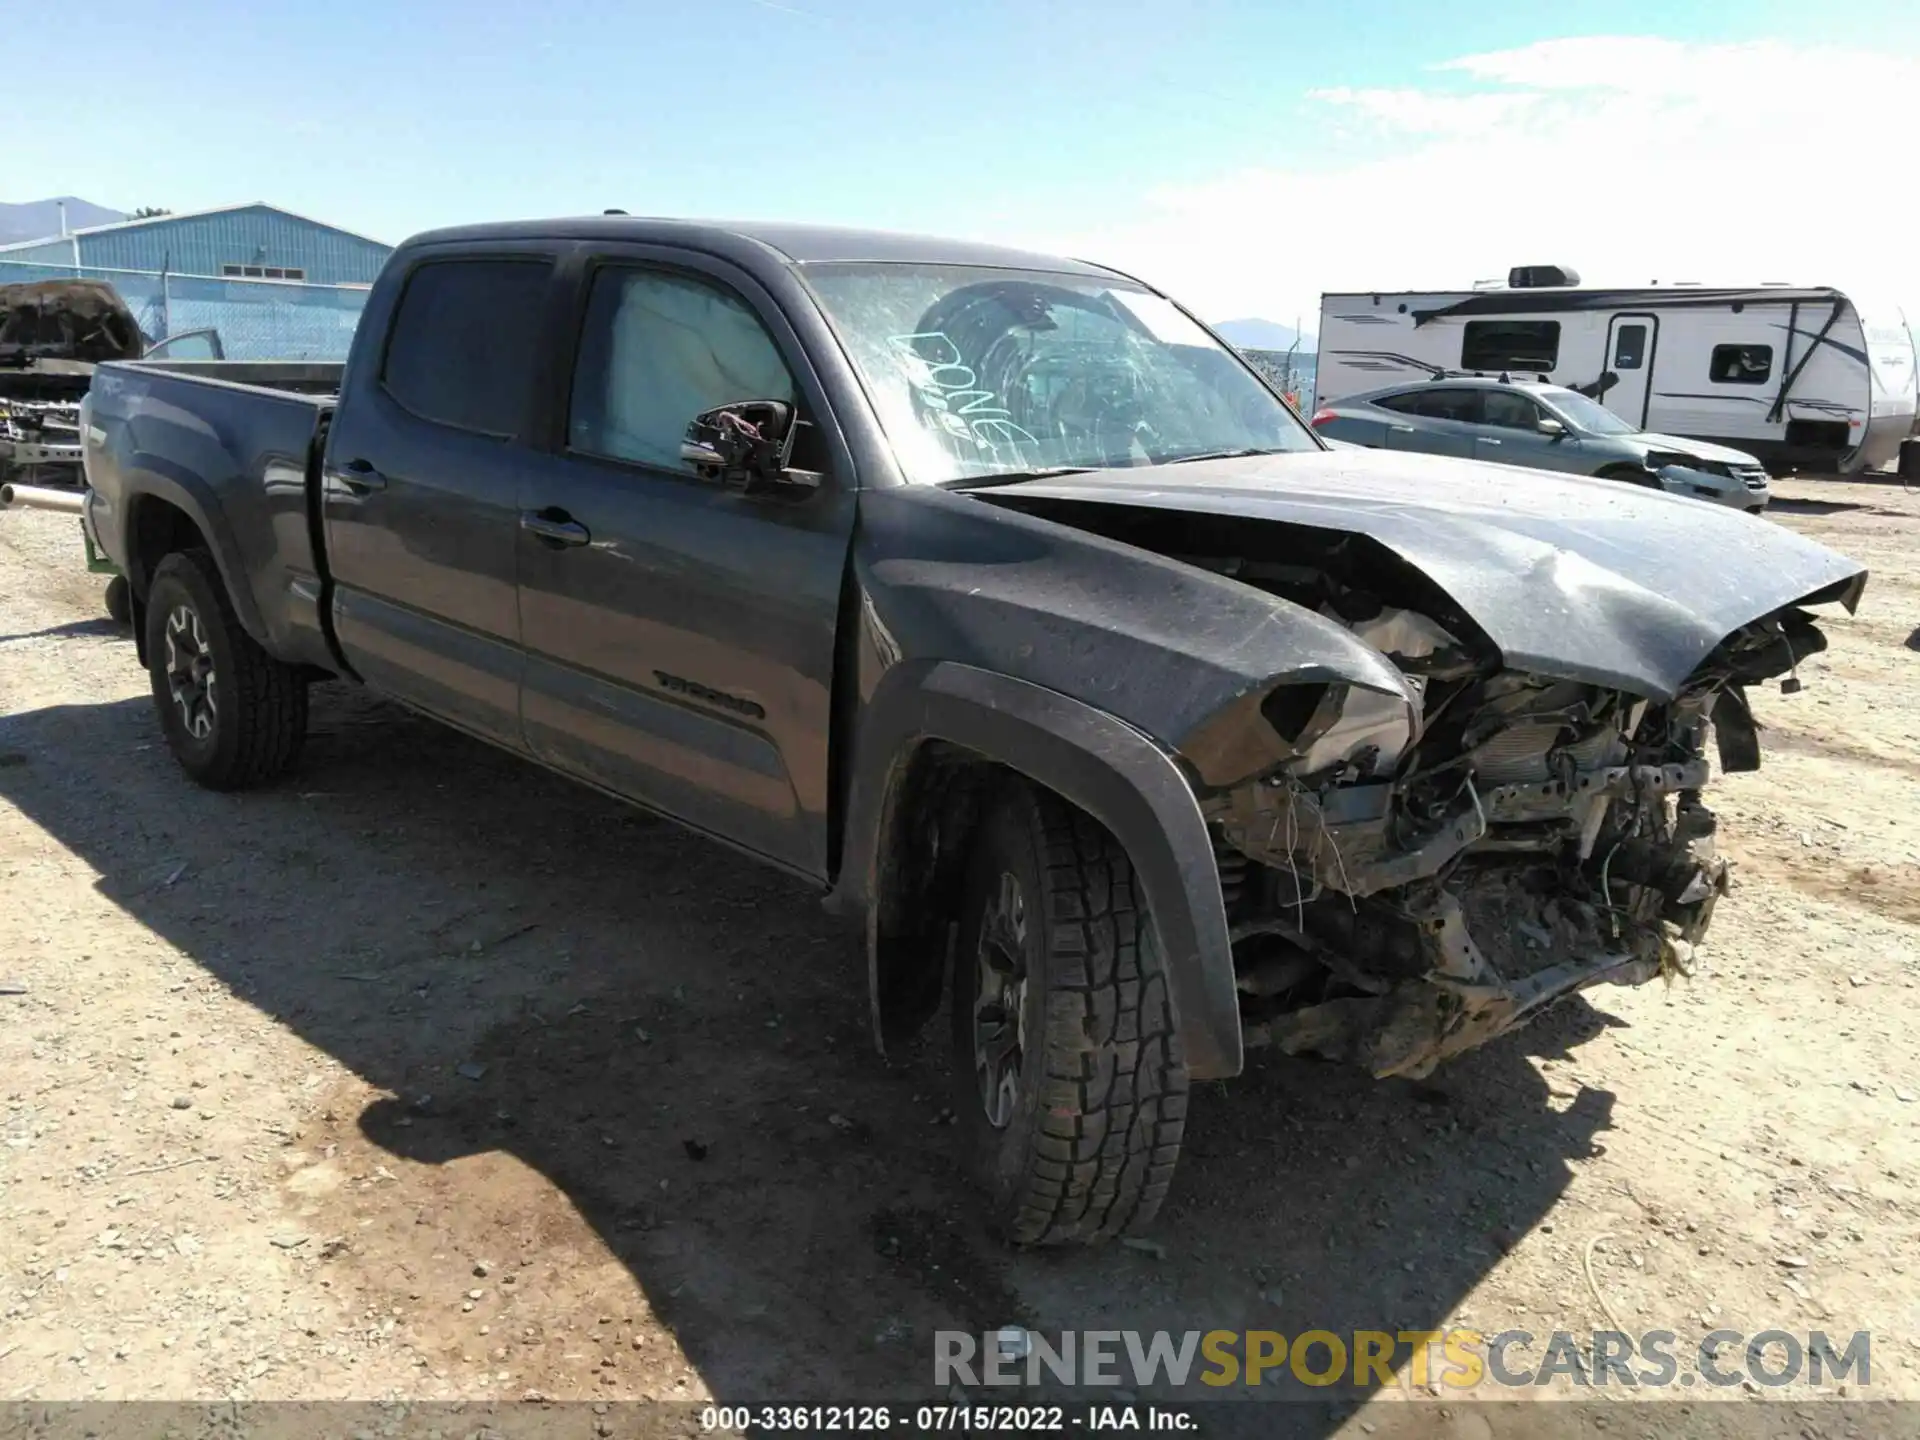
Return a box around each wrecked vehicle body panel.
[984,447,1865,701]
[838,483,1435,1081]
[783,241,1864,1092]
[958,454,1864,1079]
[851,483,1421,783]
[2,279,146,487]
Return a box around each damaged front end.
[1190,569,1828,1080]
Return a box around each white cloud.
[1028,36,1920,332]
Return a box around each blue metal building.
[0,203,392,360]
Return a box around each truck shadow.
[1762,498,1871,518]
[0,685,1616,1431]
[0,616,127,644]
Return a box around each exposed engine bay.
[1,279,145,489]
[980,488,1852,1079]
[1196,545,1825,1077]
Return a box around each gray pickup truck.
[79,217,1867,1246]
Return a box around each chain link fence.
[1240,347,1317,410]
[0,259,369,361]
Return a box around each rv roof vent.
[1508,264,1580,289]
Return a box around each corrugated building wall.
[0,204,388,284]
[0,204,390,360]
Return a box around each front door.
[322,252,554,749]
[1603,313,1658,428]
[1475,388,1566,469]
[515,253,857,880]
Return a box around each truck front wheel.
[951,781,1189,1245]
[144,548,308,790]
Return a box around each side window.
[1461,320,1560,373]
[1379,390,1480,422]
[146,330,222,361]
[1710,343,1773,384]
[381,259,549,437]
[568,266,796,474]
[1613,324,1648,370]
[1426,390,1483,423]
[1481,390,1542,431]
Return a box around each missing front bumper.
[1241,946,1665,1079]
[1231,796,1731,1080]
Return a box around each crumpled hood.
[1637,432,1765,467]
[984,447,1866,700]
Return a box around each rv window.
[1709,344,1773,385]
[1613,324,1648,370]
[1461,320,1560,373]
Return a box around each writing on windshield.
[885,329,1037,459]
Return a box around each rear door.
[513,247,857,880]
[1604,314,1658,427]
[1378,388,1481,457]
[322,250,556,749]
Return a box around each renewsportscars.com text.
[936,1328,1871,1392]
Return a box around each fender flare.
[117,468,272,652]
[833,660,1243,1081]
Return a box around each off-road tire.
[951,780,1188,1245]
[104,574,132,626]
[145,548,307,790]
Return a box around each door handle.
[1389,424,1415,433]
[520,508,591,547]
[1481,438,1502,446]
[337,459,387,492]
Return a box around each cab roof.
[401,216,1127,280]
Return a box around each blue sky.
[9,0,1919,323]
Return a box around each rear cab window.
[381,258,550,438]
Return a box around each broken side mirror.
[680,401,821,496]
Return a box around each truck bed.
[83,359,342,675]
[125,357,344,397]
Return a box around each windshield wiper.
[939,466,1100,492]
[1158,446,1294,465]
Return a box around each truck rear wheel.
[951,781,1188,1245]
[144,548,308,790]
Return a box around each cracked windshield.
[802,263,1316,484]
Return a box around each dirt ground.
[1,477,1917,1434]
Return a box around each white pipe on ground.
[0,483,86,514]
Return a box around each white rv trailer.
[1315,267,1917,474]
